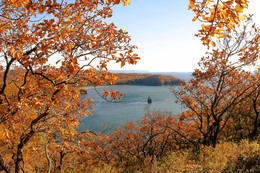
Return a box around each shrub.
[157,140,259,173]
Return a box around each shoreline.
[77,84,179,95]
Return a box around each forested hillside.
[114,73,183,86]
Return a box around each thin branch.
[45,142,52,173]
[18,69,29,101]
[0,155,11,173]
[0,57,15,95]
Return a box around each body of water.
[78,85,184,133]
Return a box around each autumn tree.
[180,0,260,146]
[173,17,260,147]
[225,72,260,141]
[0,0,138,172]
[79,113,186,171]
[189,0,249,47]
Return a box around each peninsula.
[113,73,183,86]
[79,73,183,94]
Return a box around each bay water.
[78,85,184,133]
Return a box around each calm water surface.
[78,85,184,133]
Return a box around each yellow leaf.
[224,1,233,6]
[189,0,195,9]
[239,14,245,20]
[210,40,216,47]
[122,0,131,6]
[192,17,197,22]
[235,4,244,13]
[219,33,225,38]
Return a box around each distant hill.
[109,70,192,81]
[114,73,183,86]
[151,72,192,81]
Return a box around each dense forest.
[113,73,183,86]
[0,0,259,173]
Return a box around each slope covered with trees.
[114,73,183,86]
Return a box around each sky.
[106,0,260,72]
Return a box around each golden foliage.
[189,0,249,47]
[0,0,138,172]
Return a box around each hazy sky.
[107,0,260,72]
